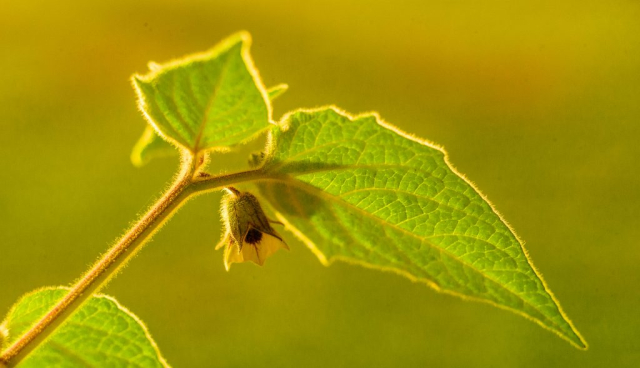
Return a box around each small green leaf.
[130,125,178,167]
[0,323,7,351]
[131,83,289,167]
[132,31,272,158]
[264,83,289,101]
[255,107,587,349]
[2,288,169,367]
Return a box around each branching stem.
[0,154,268,367]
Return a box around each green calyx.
[216,188,288,270]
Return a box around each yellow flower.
[216,187,288,270]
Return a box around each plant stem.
[0,157,267,367]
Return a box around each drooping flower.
[216,187,288,270]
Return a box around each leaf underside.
[131,31,272,160]
[255,107,586,348]
[131,84,288,167]
[2,288,169,368]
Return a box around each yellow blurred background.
[1,0,639,366]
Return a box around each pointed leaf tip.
[131,31,271,157]
[131,77,287,166]
[255,106,585,348]
[267,84,289,101]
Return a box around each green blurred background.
[1,0,639,366]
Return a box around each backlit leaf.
[132,31,272,158]
[130,125,177,167]
[131,84,289,167]
[2,288,169,367]
[254,107,587,349]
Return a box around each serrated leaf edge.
[259,105,588,350]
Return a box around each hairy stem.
[0,157,267,367]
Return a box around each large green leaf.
[254,107,587,348]
[132,31,272,157]
[2,288,169,367]
[131,84,289,167]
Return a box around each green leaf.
[254,107,587,349]
[0,323,7,351]
[130,125,178,167]
[131,83,289,167]
[132,31,272,158]
[2,288,169,367]
[264,83,289,101]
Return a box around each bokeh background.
[1,1,639,367]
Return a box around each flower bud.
[248,151,265,168]
[216,188,288,270]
